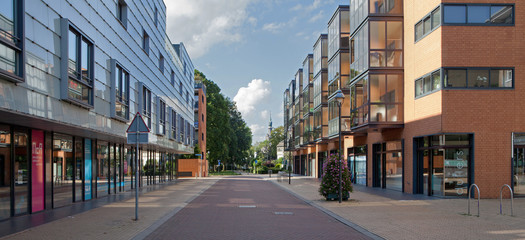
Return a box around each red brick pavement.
[145,176,371,240]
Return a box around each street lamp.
[333,89,345,203]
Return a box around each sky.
[165,0,348,143]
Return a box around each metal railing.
[499,184,514,216]
[468,184,480,217]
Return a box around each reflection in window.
[67,27,93,106]
[117,0,127,27]
[369,21,402,68]
[443,4,514,25]
[114,63,129,120]
[415,6,441,42]
[350,23,369,79]
[370,0,402,14]
[142,86,152,127]
[444,68,513,88]
[158,99,166,135]
[415,70,441,98]
[0,0,23,80]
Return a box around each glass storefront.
[373,141,403,191]
[74,140,83,202]
[53,134,74,208]
[0,125,11,220]
[513,133,525,196]
[97,142,109,198]
[416,134,471,197]
[348,145,367,185]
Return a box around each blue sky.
[165,0,348,142]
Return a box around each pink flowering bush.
[319,153,352,198]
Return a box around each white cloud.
[260,110,269,119]
[248,17,258,26]
[262,22,286,33]
[233,79,271,117]
[309,10,324,23]
[291,0,323,11]
[165,0,254,58]
[249,124,267,142]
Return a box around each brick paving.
[145,176,372,240]
[273,176,525,240]
[1,179,218,240]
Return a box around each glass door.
[74,139,83,202]
[13,130,29,215]
[0,126,10,220]
[513,146,525,195]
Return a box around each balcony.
[328,117,352,137]
[351,103,403,130]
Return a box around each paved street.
[145,176,372,240]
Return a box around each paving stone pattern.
[146,176,371,240]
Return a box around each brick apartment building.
[284,0,520,198]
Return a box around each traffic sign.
[127,132,148,144]
[127,112,150,133]
[218,160,221,165]
[255,160,257,164]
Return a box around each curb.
[132,179,218,240]
[270,180,384,240]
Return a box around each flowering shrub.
[319,153,352,198]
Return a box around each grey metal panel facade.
[0,0,194,153]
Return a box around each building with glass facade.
[0,0,195,220]
[284,1,522,198]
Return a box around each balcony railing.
[328,117,352,136]
[351,103,403,129]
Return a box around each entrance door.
[372,144,383,188]
[513,146,525,195]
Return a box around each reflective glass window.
[67,26,93,106]
[468,6,490,24]
[0,126,10,220]
[444,5,466,24]
[432,7,441,29]
[467,69,489,88]
[445,69,467,88]
[0,0,22,79]
[491,6,513,24]
[370,0,402,14]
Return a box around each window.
[142,86,152,127]
[369,0,402,14]
[179,116,185,142]
[111,60,130,120]
[415,70,441,98]
[62,21,94,107]
[159,53,164,73]
[116,0,127,28]
[415,6,441,42]
[444,68,513,88]
[186,91,189,104]
[202,114,204,122]
[370,21,402,68]
[170,109,177,139]
[170,70,175,85]
[154,7,158,27]
[443,4,514,25]
[142,30,149,55]
[157,98,166,135]
[179,81,182,93]
[0,0,23,82]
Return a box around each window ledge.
[0,70,24,83]
[62,98,94,109]
[111,115,129,123]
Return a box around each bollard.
[468,184,480,217]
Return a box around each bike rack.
[499,184,514,216]
[468,184,480,217]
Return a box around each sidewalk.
[272,177,525,240]
[1,178,219,240]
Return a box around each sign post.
[127,112,150,221]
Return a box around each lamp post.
[333,89,345,203]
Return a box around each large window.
[157,98,166,135]
[63,22,94,107]
[443,4,513,25]
[415,134,472,197]
[444,68,513,89]
[111,61,130,120]
[142,86,152,127]
[415,70,440,98]
[415,6,441,42]
[370,0,402,14]
[350,23,369,79]
[0,0,23,82]
[142,30,149,55]
[116,0,128,28]
[370,21,403,68]
[170,109,177,140]
[159,53,164,73]
[350,73,403,127]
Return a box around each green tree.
[195,70,252,169]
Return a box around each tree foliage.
[250,125,284,164]
[195,70,252,167]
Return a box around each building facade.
[284,1,521,198]
[0,0,195,220]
